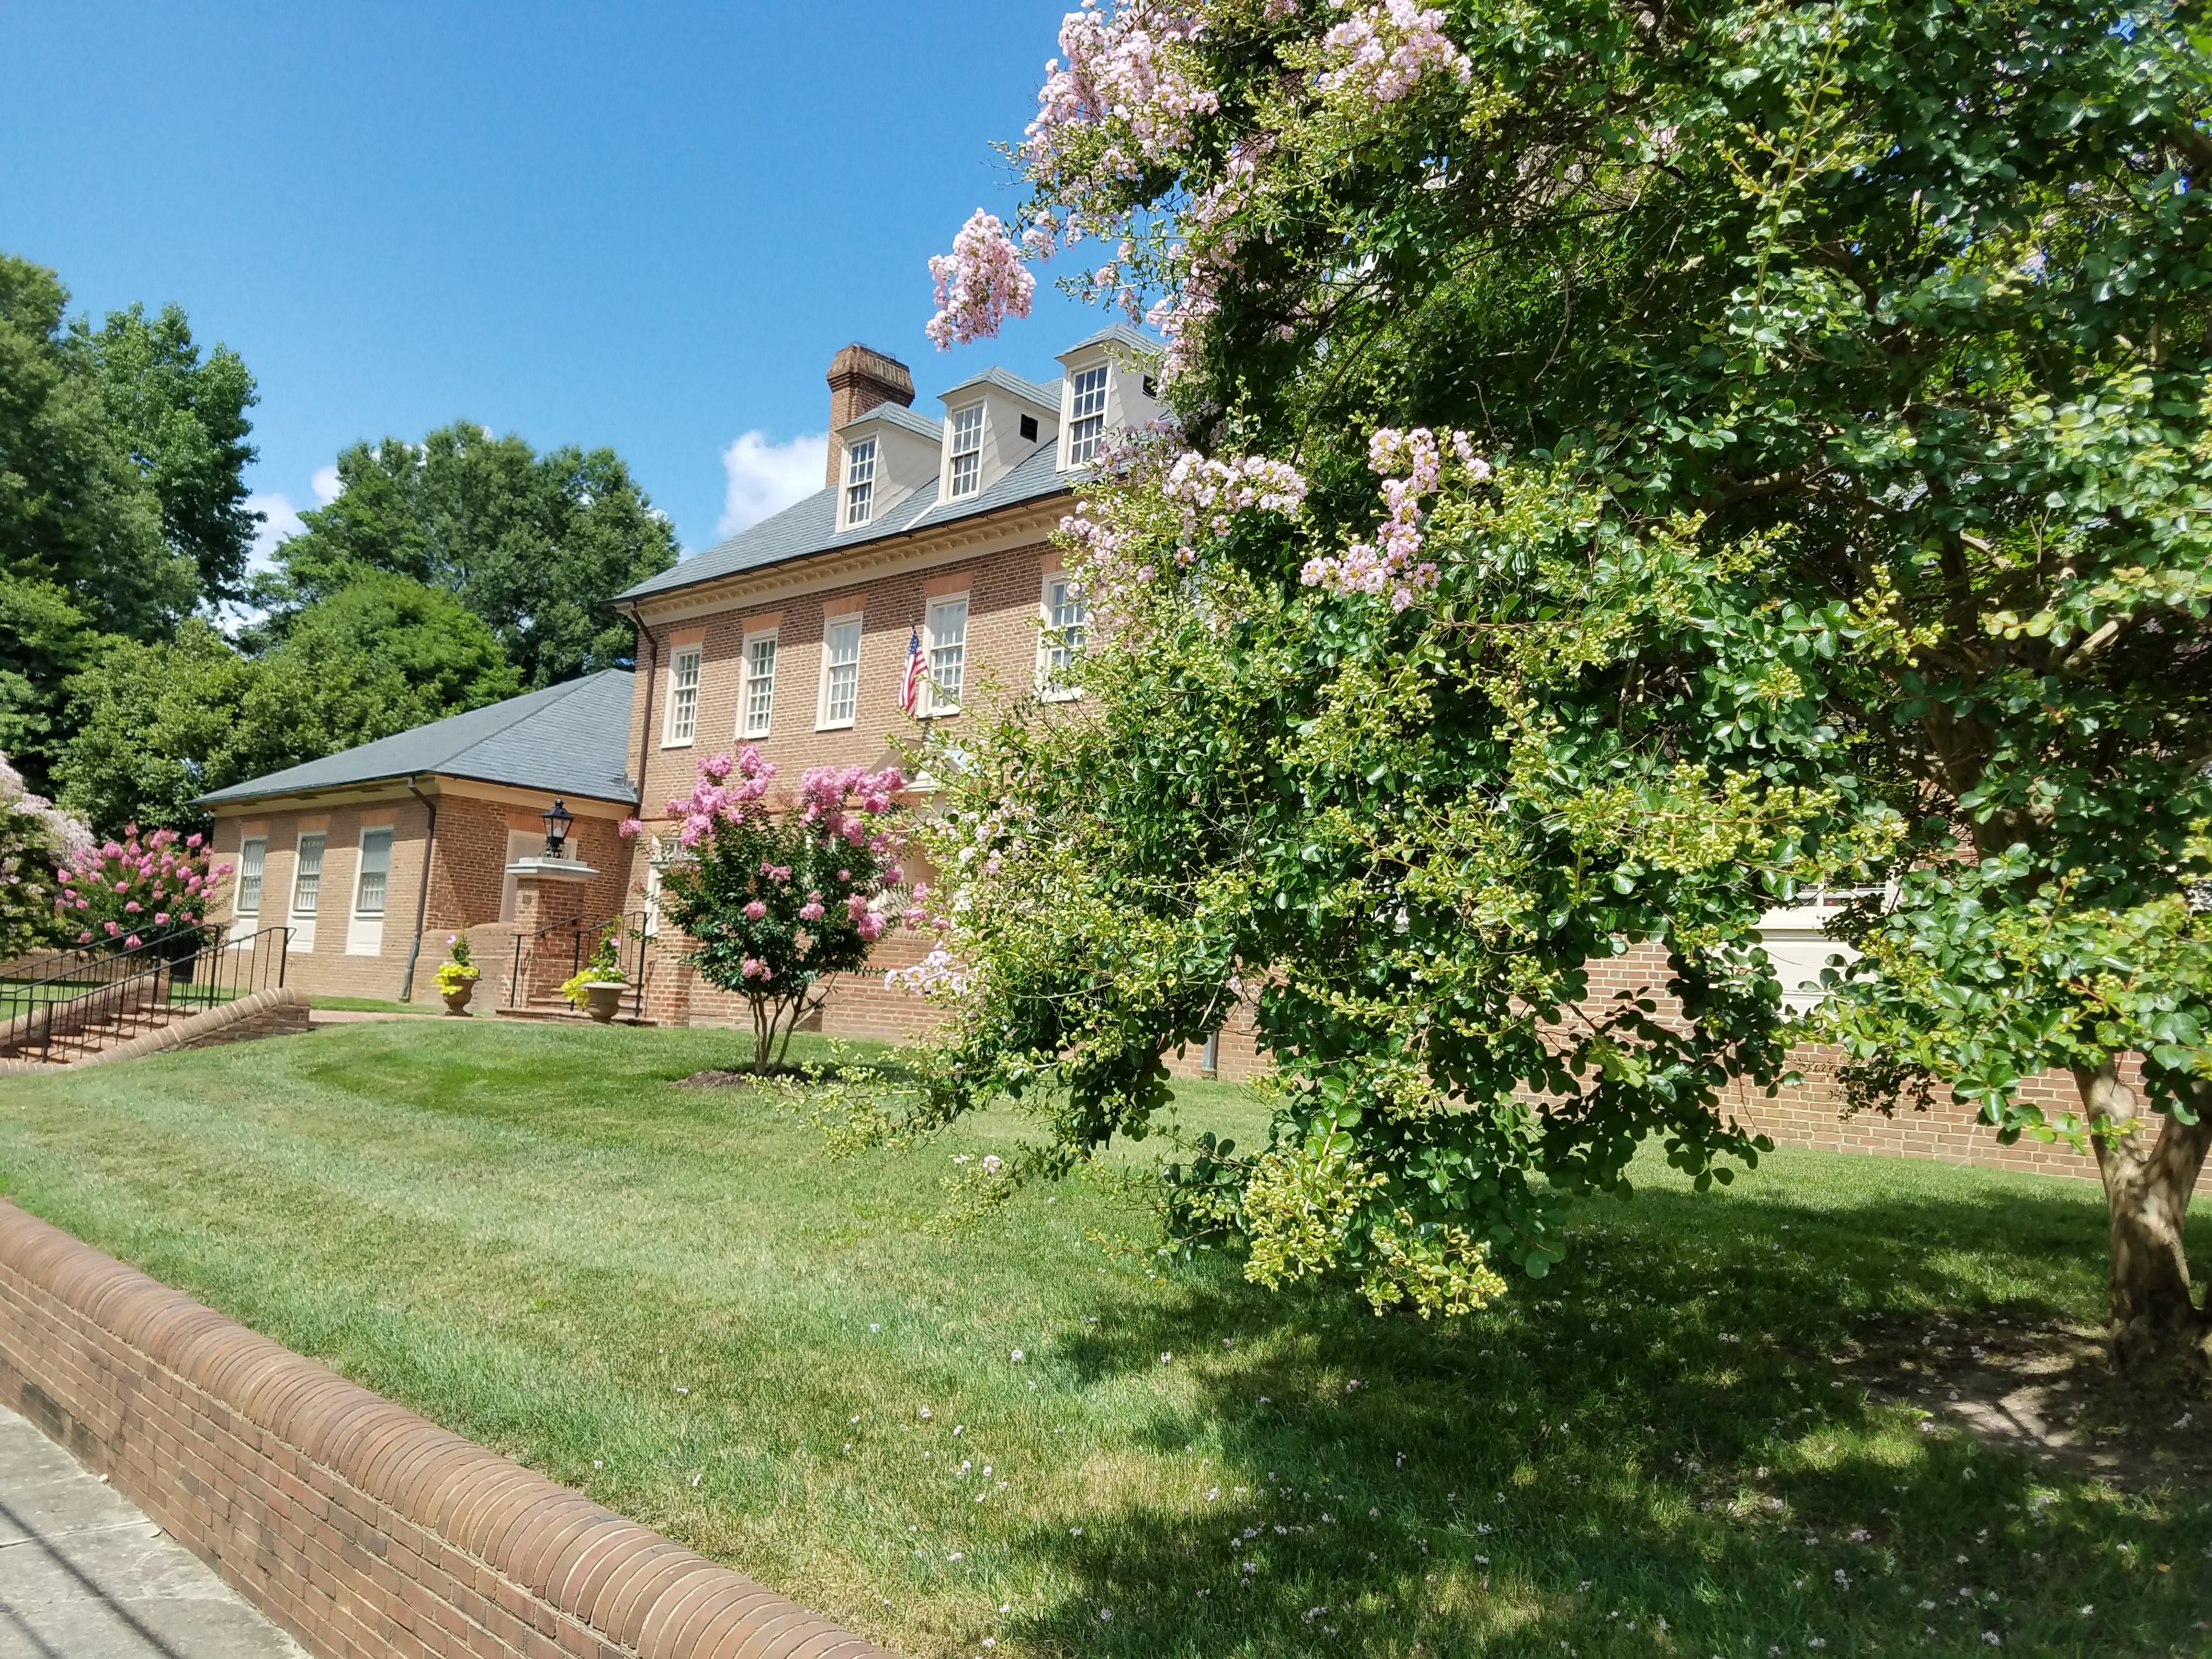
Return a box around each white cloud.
[245,492,303,575]
[718,430,827,538]
[311,464,343,505]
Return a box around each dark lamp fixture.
[541,797,575,859]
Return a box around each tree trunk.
[2073,1063,2212,1375]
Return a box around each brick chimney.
[824,344,916,486]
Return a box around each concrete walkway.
[0,1405,304,1658]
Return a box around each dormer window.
[1068,365,1109,464]
[844,437,877,526]
[948,404,984,499]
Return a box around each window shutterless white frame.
[235,838,267,917]
[663,646,702,746]
[741,631,777,737]
[947,403,984,498]
[289,832,325,952]
[844,437,878,526]
[818,614,862,729]
[347,827,393,956]
[1038,573,1088,699]
[924,597,969,716]
[1068,364,1108,464]
[641,836,666,938]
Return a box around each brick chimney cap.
[826,344,915,396]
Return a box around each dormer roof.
[1060,321,1160,360]
[936,366,1061,411]
[838,400,944,444]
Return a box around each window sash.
[845,438,877,525]
[1068,366,1108,463]
[926,599,968,714]
[664,647,701,744]
[291,834,325,917]
[354,829,392,916]
[821,618,862,726]
[948,405,984,498]
[1041,577,1089,687]
[742,634,776,736]
[236,839,267,916]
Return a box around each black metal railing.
[506,911,651,1019]
[0,924,291,1065]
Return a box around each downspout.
[625,602,659,811]
[397,775,439,1002]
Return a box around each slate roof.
[845,400,945,443]
[1064,321,1160,357]
[196,670,638,807]
[935,366,1062,409]
[616,441,1073,603]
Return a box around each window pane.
[949,405,983,498]
[1043,577,1090,682]
[665,648,700,743]
[356,830,392,915]
[823,619,861,725]
[292,834,325,916]
[237,839,266,915]
[1069,365,1108,464]
[845,438,877,525]
[743,635,776,736]
[927,600,967,713]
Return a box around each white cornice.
[631,495,1072,628]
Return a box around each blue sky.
[0,2,1100,565]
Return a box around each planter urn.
[441,977,477,1016]
[583,980,627,1024]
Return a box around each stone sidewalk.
[0,1404,305,1658]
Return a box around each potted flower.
[432,934,479,1015]
[560,931,627,1023]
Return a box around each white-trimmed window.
[741,631,777,737]
[663,646,701,745]
[641,836,667,938]
[819,615,862,729]
[947,404,984,498]
[1039,574,1088,698]
[845,437,878,526]
[235,838,267,917]
[289,832,325,952]
[925,596,968,716]
[353,830,392,916]
[1068,365,1108,464]
[347,827,393,956]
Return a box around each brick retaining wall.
[0,1201,896,1659]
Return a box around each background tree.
[0,751,91,958]
[899,0,2212,1372]
[255,421,680,685]
[55,579,517,834]
[0,250,260,790]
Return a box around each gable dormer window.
[1068,364,1109,464]
[948,404,984,499]
[844,437,877,526]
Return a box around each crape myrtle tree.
[892,0,2212,1368]
[642,750,917,1074]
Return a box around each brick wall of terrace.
[0,1200,896,1659]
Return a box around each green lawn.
[0,1022,2203,1658]
[307,994,442,1014]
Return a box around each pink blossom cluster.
[927,210,1038,349]
[797,762,907,860]
[663,746,777,847]
[886,946,974,999]
[1300,427,1491,611]
[1317,1,1471,103]
[54,824,230,949]
[1025,1,1217,196]
[1164,450,1309,548]
[1,752,92,863]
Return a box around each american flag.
[899,625,926,715]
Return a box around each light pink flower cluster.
[664,747,776,847]
[1300,427,1491,611]
[55,823,230,949]
[886,946,973,998]
[797,763,907,862]
[1317,1,1471,103]
[927,210,1038,349]
[1,752,91,863]
[1025,1,1217,196]
[1164,450,1309,548]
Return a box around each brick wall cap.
[489,1491,597,1580]
[565,1530,678,1622]
[461,1474,571,1562]
[512,1503,622,1595]
[714,1603,826,1659]
[685,1590,799,1659]
[348,1412,436,1497]
[640,1576,763,1656]
[541,1513,637,1607]
[605,1554,723,1646]
[441,1462,546,1545]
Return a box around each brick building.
[603,328,1166,1037]
[199,672,638,1003]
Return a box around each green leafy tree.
[0,750,90,958]
[55,578,518,834]
[898,0,2212,1372]
[257,421,679,685]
